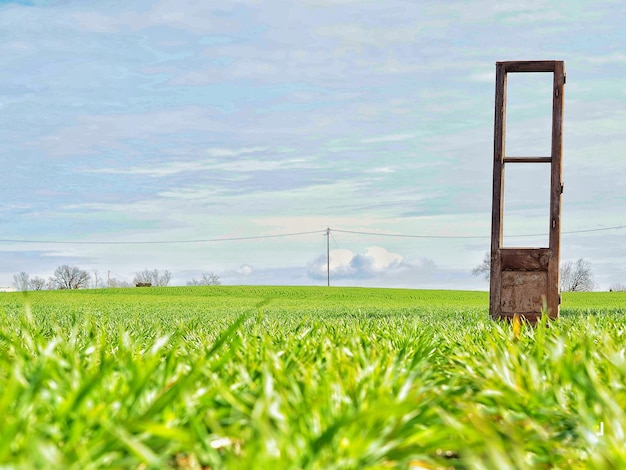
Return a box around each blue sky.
[0,0,625,289]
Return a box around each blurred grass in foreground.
[0,287,625,469]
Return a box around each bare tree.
[158,270,171,287]
[12,272,31,291]
[610,283,626,292]
[30,277,47,291]
[134,270,152,286]
[471,253,491,280]
[91,269,106,288]
[134,269,171,287]
[560,258,595,292]
[187,272,221,286]
[50,265,91,290]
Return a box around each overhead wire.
[332,224,626,240]
[0,229,327,245]
[0,225,623,246]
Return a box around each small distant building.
[0,286,17,293]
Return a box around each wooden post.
[489,62,506,320]
[548,61,565,317]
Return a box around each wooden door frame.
[490,60,566,321]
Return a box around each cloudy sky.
[1,0,625,290]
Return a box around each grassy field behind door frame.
[1,286,625,469]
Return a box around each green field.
[1,286,625,469]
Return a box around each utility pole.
[326,227,330,287]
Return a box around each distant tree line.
[13,265,92,291]
[11,266,220,291]
[133,269,172,287]
[187,272,221,286]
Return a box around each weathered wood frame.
[490,60,565,322]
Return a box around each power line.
[332,228,487,240]
[560,225,626,235]
[0,224,623,246]
[332,225,626,240]
[0,229,327,245]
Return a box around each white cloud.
[366,167,395,174]
[328,248,357,276]
[87,161,208,178]
[239,264,253,276]
[82,147,311,179]
[304,245,455,288]
[223,264,254,279]
[470,71,494,83]
[359,246,403,272]
[308,246,406,279]
[211,158,319,173]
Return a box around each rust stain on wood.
[500,271,548,314]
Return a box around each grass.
[0,286,625,468]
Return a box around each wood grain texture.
[503,157,552,163]
[489,63,506,319]
[547,61,565,318]
[497,60,559,73]
[500,248,551,271]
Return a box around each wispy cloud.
[2,0,626,288]
[206,147,267,158]
[86,161,208,178]
[361,133,415,144]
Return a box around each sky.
[0,0,625,290]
